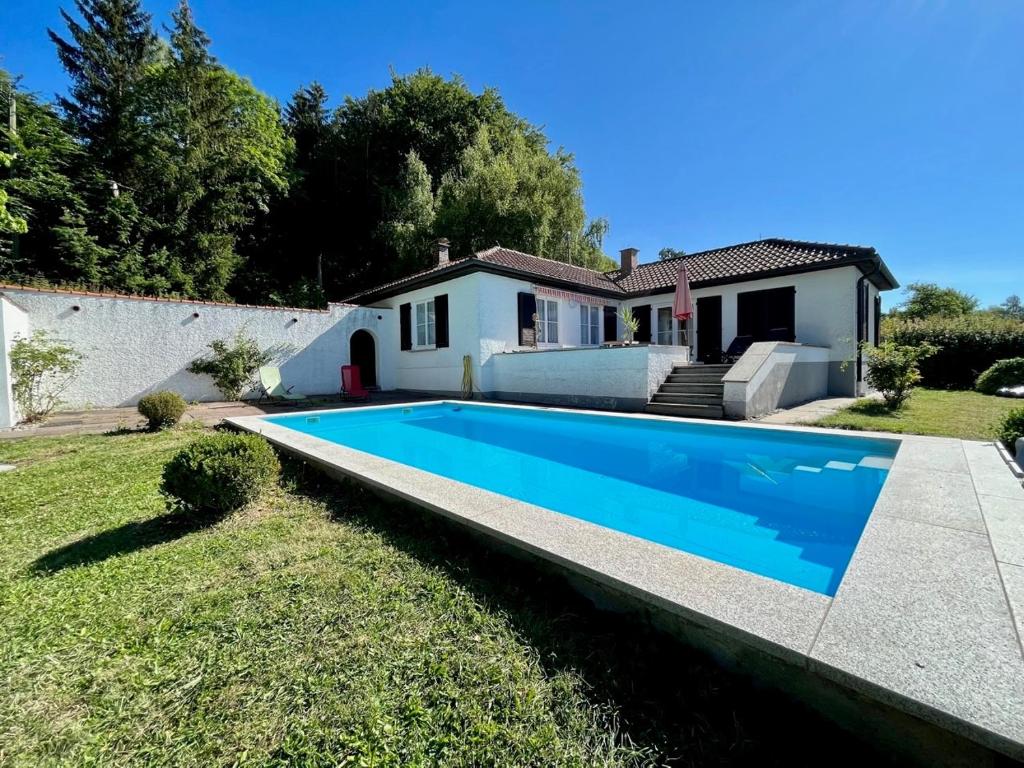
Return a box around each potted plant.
[618,306,640,345]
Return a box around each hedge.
[883,314,1024,389]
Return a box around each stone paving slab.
[810,515,1024,757]
[871,463,985,533]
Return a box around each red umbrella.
[673,263,693,345]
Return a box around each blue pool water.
[266,403,897,596]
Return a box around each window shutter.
[603,306,617,342]
[399,303,412,351]
[434,294,449,348]
[517,291,537,346]
[873,295,882,347]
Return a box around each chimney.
[619,247,639,273]
[435,238,451,266]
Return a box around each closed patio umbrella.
[673,263,693,346]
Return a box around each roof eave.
[346,259,626,304]
[621,254,899,297]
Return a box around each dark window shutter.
[633,304,651,343]
[873,295,882,346]
[399,303,412,351]
[603,305,617,342]
[517,291,537,345]
[434,294,449,348]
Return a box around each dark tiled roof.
[343,246,625,302]
[345,238,894,303]
[475,246,622,293]
[606,238,886,294]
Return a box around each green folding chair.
[259,366,308,402]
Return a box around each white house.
[0,237,897,428]
[343,238,898,417]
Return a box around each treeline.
[0,0,611,305]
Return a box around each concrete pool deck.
[226,402,1024,762]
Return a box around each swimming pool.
[266,403,897,596]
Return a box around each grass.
[0,427,878,767]
[812,387,1020,440]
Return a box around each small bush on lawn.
[863,340,938,410]
[137,391,187,430]
[161,433,280,518]
[976,358,1024,395]
[998,407,1024,454]
[884,314,1024,388]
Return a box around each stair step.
[651,392,723,405]
[645,402,725,419]
[666,373,726,384]
[673,364,732,373]
[659,382,724,395]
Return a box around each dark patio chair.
[721,335,754,364]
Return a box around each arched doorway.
[349,330,377,388]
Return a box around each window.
[656,307,687,345]
[656,307,673,345]
[537,299,559,344]
[580,305,601,345]
[414,298,436,348]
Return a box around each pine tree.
[48,0,157,187]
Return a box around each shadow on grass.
[31,511,218,574]
[277,455,887,766]
[844,400,900,418]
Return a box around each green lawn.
[812,388,1020,440]
[0,428,874,766]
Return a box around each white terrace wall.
[0,288,396,422]
[488,344,689,411]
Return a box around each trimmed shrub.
[884,314,1024,389]
[862,340,937,410]
[976,358,1024,395]
[137,391,187,430]
[161,433,280,517]
[997,407,1024,454]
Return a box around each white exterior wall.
[623,266,863,395]
[0,288,396,413]
[375,273,483,395]
[0,296,30,428]
[379,271,624,396]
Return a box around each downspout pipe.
[855,261,882,390]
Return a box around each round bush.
[976,358,1024,395]
[161,432,280,517]
[998,407,1024,454]
[137,391,187,430]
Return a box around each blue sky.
[3,0,1023,307]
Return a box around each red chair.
[341,364,370,401]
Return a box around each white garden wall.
[0,287,396,422]
[0,296,30,428]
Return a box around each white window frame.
[579,304,601,346]
[414,298,436,349]
[537,299,559,344]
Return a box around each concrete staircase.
[645,363,732,419]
